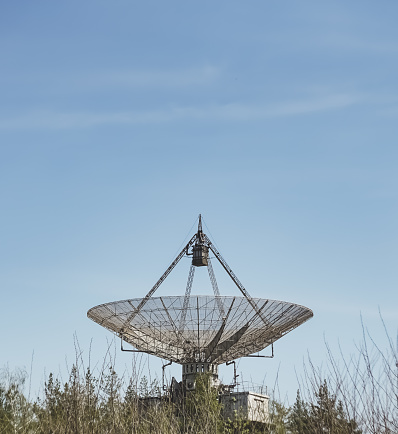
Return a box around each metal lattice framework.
[87,295,313,365]
[87,215,313,366]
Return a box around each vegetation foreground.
[1,324,397,433]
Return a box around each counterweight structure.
[87,216,313,394]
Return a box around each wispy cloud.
[92,65,221,88]
[0,93,360,130]
[9,66,222,92]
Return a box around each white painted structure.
[221,391,269,423]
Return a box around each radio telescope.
[87,216,313,391]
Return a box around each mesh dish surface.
[87,296,313,365]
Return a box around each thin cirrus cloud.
[94,65,222,88]
[0,93,359,130]
[14,66,222,92]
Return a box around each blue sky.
[1,1,397,400]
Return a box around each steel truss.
[88,215,313,366]
[88,295,313,365]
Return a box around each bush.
[0,318,396,433]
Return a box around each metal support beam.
[178,264,195,333]
[210,299,270,363]
[121,234,197,331]
[226,360,239,388]
[162,360,172,391]
[205,234,272,329]
[207,257,225,317]
[160,297,183,345]
[245,343,274,358]
[204,298,235,361]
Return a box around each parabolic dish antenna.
[88,295,312,365]
[88,215,313,388]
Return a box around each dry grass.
[1,319,396,433]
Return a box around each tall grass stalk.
[1,318,396,433]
